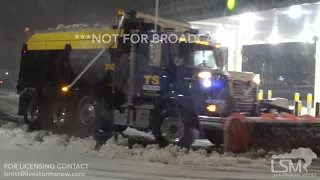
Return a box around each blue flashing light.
[202,80,224,88]
[211,80,224,88]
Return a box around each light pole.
[154,0,159,32]
[314,27,320,110]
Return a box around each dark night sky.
[0,0,319,69]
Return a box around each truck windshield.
[191,50,216,68]
[183,44,217,69]
[173,42,218,68]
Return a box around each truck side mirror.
[173,57,183,66]
[149,41,162,67]
[170,42,187,67]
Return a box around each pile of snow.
[123,127,154,140]
[0,122,299,170]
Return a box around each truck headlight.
[198,72,211,79]
[253,74,260,84]
[203,79,212,87]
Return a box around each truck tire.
[155,108,199,148]
[50,103,74,134]
[24,94,42,130]
[76,95,113,139]
[24,93,52,131]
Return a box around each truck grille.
[232,80,256,113]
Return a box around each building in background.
[242,42,316,100]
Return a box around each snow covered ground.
[0,88,19,114]
[1,122,319,180]
[0,88,319,179]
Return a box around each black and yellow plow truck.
[16,10,320,153]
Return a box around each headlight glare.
[203,79,212,87]
[253,74,260,84]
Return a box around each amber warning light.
[207,105,216,112]
[118,9,124,16]
[198,72,211,79]
[61,86,69,92]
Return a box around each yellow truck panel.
[26,29,124,50]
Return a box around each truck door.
[136,40,167,98]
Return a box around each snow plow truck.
[17,10,320,153]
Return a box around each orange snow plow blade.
[223,113,320,154]
[199,113,320,154]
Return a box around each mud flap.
[18,89,36,115]
[18,95,29,115]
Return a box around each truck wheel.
[52,106,67,127]
[50,103,74,134]
[76,96,113,139]
[24,93,52,131]
[24,96,42,130]
[155,109,199,148]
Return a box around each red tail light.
[0,81,3,84]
